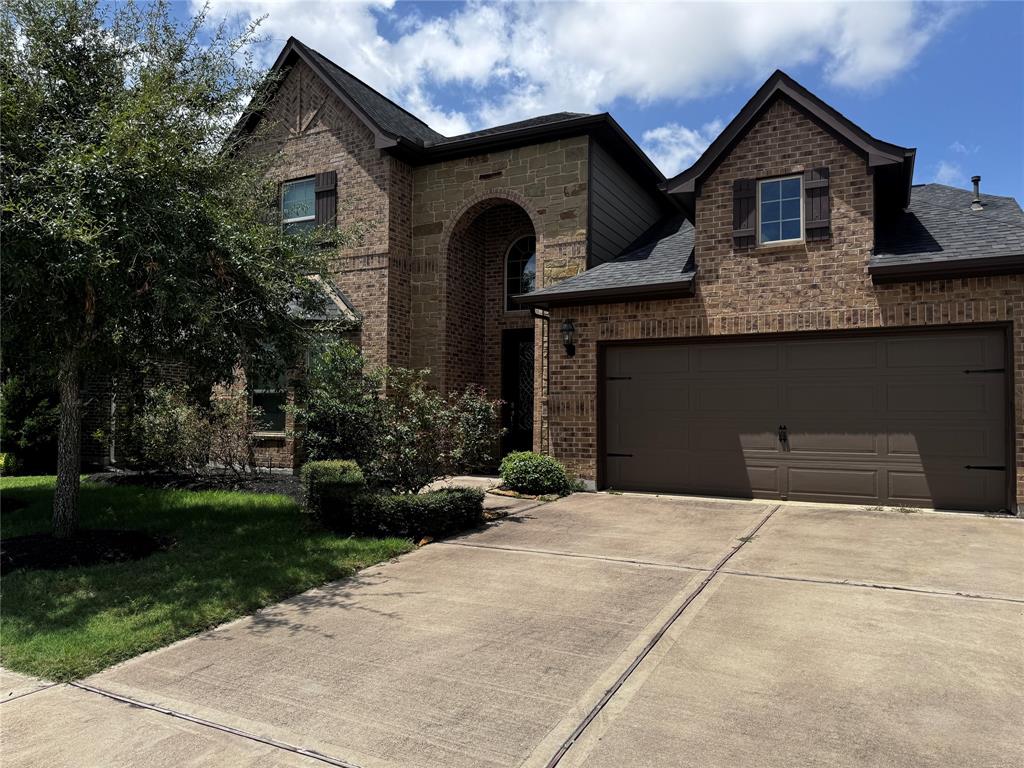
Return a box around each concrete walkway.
[3,494,1022,767]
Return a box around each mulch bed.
[1,529,173,575]
[86,470,302,500]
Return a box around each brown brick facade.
[543,99,1024,508]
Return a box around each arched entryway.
[442,195,540,454]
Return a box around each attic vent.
[971,175,984,211]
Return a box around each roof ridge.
[911,195,1024,228]
[914,182,1018,202]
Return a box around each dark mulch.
[1,529,173,575]
[86,469,302,500]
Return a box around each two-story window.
[281,177,316,234]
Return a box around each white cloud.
[949,140,980,154]
[199,0,960,136]
[934,160,963,186]
[642,119,724,176]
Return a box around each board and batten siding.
[588,139,664,265]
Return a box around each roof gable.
[662,70,916,210]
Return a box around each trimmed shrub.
[499,451,573,496]
[0,452,17,476]
[118,384,208,472]
[300,459,366,530]
[353,487,485,540]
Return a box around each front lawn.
[0,476,412,681]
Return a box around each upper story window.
[281,177,316,234]
[758,176,802,244]
[505,236,537,311]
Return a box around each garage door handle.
[962,368,1005,374]
[964,465,1006,471]
[778,425,788,443]
[607,453,633,458]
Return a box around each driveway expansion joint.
[0,681,61,704]
[720,568,1024,604]
[438,540,711,573]
[543,503,782,768]
[69,681,362,768]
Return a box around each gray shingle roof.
[288,276,360,322]
[436,113,591,145]
[872,184,1024,269]
[301,41,594,148]
[301,44,446,145]
[520,215,695,305]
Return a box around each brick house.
[238,38,1022,513]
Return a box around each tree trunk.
[53,349,82,539]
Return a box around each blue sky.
[185,1,1024,200]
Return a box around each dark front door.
[501,328,535,454]
[603,329,1009,511]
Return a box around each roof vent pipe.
[971,175,984,211]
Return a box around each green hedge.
[301,459,366,530]
[499,451,573,496]
[355,487,485,540]
[301,459,484,539]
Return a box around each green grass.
[0,476,413,681]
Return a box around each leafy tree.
[0,0,344,536]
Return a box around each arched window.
[505,235,536,310]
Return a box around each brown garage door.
[604,329,1009,511]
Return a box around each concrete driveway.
[3,493,1022,768]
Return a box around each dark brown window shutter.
[314,171,337,228]
[804,167,830,242]
[732,178,756,246]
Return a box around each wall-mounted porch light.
[561,318,576,358]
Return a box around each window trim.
[756,174,804,246]
[504,235,537,313]
[281,176,316,231]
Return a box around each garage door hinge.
[606,452,633,458]
[606,376,632,381]
[962,368,1005,374]
[964,465,1007,471]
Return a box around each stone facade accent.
[543,99,1024,507]
[409,139,590,395]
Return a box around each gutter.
[516,273,696,309]
[868,253,1024,283]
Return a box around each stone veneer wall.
[410,137,590,398]
[544,98,1024,507]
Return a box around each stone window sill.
[252,431,287,441]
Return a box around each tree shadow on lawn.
[0,478,413,680]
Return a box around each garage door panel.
[787,467,880,500]
[603,330,1008,511]
[696,383,780,412]
[785,383,877,413]
[887,468,1002,509]
[887,428,995,460]
[687,420,779,452]
[694,344,778,373]
[785,339,877,370]
[884,334,995,369]
[887,381,991,413]
[787,429,879,456]
[609,345,689,376]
